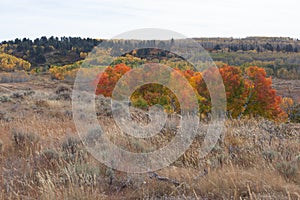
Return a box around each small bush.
[276,161,298,181]
[262,150,277,163]
[39,149,61,171]
[12,130,39,156]
[75,164,100,186]
[0,111,12,121]
[296,154,300,164]
[56,93,71,101]
[62,137,82,155]
[43,149,60,161]
[132,96,148,110]
[55,84,71,100]
[55,84,71,94]
[0,95,11,103]
[11,91,25,99]
[35,99,50,108]
[62,136,86,163]
[0,139,3,153]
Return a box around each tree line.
[1,36,300,79]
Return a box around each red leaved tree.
[96,63,131,97]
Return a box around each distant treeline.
[195,37,300,53]
[0,37,102,68]
[1,36,300,79]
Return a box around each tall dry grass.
[0,114,299,199]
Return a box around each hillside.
[1,36,300,79]
[0,36,300,199]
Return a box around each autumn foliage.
[0,53,31,72]
[96,64,286,120]
[49,61,82,80]
[96,64,131,97]
[243,66,285,119]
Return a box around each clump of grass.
[0,95,11,103]
[0,138,3,153]
[75,163,100,187]
[11,91,25,99]
[11,130,40,156]
[61,136,86,163]
[43,149,60,160]
[55,84,71,101]
[35,99,50,108]
[55,84,71,95]
[0,111,12,121]
[62,136,82,155]
[276,161,298,181]
[38,149,61,171]
[262,149,278,163]
[105,167,115,185]
[296,154,300,163]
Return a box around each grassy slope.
[0,77,299,199]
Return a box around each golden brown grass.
[1,113,299,199]
[0,80,299,199]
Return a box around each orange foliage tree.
[96,63,131,97]
[95,63,286,120]
[219,66,246,118]
[241,66,286,120]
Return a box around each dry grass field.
[0,76,299,199]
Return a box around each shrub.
[61,136,86,163]
[0,139,3,153]
[42,149,60,161]
[35,100,50,108]
[11,91,25,99]
[132,96,148,110]
[0,53,31,72]
[55,84,71,94]
[39,149,61,171]
[276,161,298,181]
[55,84,71,101]
[296,155,300,164]
[11,130,39,156]
[0,95,11,103]
[262,150,278,163]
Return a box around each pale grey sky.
[1,0,299,41]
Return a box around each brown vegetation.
[0,77,299,199]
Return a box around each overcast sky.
[1,0,299,41]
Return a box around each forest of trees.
[0,36,300,121]
[94,63,286,121]
[195,37,300,53]
[1,36,300,79]
[0,37,101,69]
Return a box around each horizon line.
[1,35,300,42]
